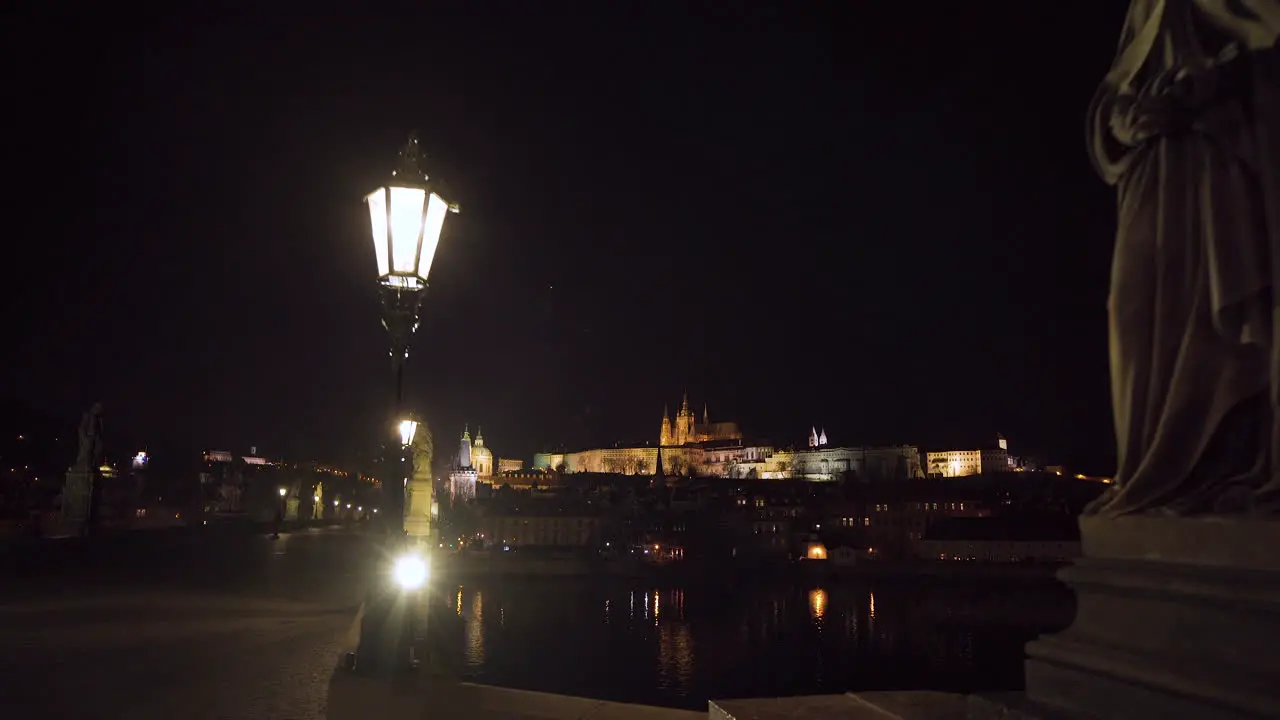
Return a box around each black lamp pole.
[381,283,424,536]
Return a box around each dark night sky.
[5,3,1129,473]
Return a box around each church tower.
[449,424,479,503]
[660,405,672,446]
[460,425,472,469]
[676,392,692,445]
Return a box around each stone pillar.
[1022,516,1280,719]
[405,478,433,541]
[58,469,95,537]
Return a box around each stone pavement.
[709,691,994,719]
[326,675,1040,720]
[326,673,704,719]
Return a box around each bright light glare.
[278,487,287,497]
[388,187,427,274]
[399,419,419,446]
[393,554,429,590]
[418,192,449,280]
[365,189,389,277]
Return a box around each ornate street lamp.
[364,134,458,535]
[351,135,455,676]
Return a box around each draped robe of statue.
[1088,0,1280,516]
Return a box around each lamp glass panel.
[417,192,450,281]
[399,419,418,446]
[366,189,390,277]
[388,186,427,274]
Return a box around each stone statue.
[74,402,105,472]
[1087,0,1280,517]
[411,420,433,482]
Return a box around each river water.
[426,575,1074,709]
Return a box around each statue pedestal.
[58,469,95,537]
[1023,515,1280,719]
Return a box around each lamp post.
[273,486,287,539]
[364,133,458,537]
[352,134,457,674]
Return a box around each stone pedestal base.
[1024,515,1280,719]
[57,469,95,537]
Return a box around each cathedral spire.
[819,427,828,447]
[475,425,484,446]
[681,391,689,414]
[809,426,819,448]
[702,402,708,426]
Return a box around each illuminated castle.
[659,393,742,447]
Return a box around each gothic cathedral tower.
[676,392,692,446]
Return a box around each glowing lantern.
[365,135,459,291]
[399,419,419,446]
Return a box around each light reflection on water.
[464,588,484,667]
[432,579,1073,710]
[809,588,827,622]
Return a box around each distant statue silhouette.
[75,403,105,472]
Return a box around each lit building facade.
[532,408,924,482]
[493,470,564,491]
[470,428,494,478]
[532,452,567,471]
[497,458,523,474]
[926,436,1014,477]
[751,444,924,481]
